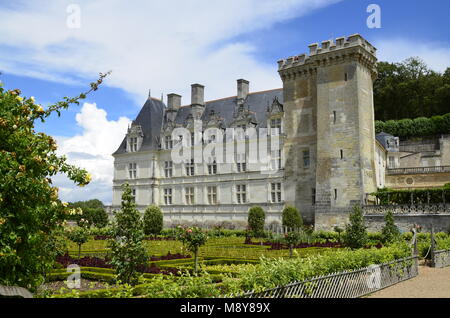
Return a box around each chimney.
[167,93,181,110]
[191,84,204,106]
[237,79,249,101]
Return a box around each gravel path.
[368,265,450,298]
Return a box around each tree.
[67,226,89,259]
[374,57,450,121]
[381,211,401,244]
[334,226,344,243]
[282,206,303,230]
[143,205,163,236]
[176,226,208,275]
[108,183,148,286]
[284,231,302,258]
[343,206,368,249]
[68,199,109,228]
[247,206,265,238]
[0,73,109,290]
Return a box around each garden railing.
[234,256,418,298]
[432,249,450,268]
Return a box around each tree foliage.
[143,205,163,236]
[108,183,148,286]
[0,73,109,290]
[67,199,109,228]
[247,206,265,237]
[374,57,450,121]
[343,206,368,249]
[176,226,208,275]
[381,211,401,244]
[281,206,303,229]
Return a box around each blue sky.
[1,0,449,204]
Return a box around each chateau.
[112,34,450,230]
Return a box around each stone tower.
[278,34,378,229]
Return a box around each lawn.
[66,236,337,260]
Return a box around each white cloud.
[374,38,450,73]
[0,0,340,104]
[0,0,342,203]
[53,103,131,204]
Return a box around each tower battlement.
[277,34,377,71]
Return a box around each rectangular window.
[333,111,337,124]
[185,187,194,205]
[334,189,338,200]
[270,118,282,136]
[129,163,137,179]
[270,150,282,170]
[129,137,138,152]
[164,161,173,178]
[236,153,247,172]
[164,135,173,150]
[388,156,395,168]
[208,160,217,175]
[207,186,217,205]
[303,150,310,168]
[236,184,247,204]
[345,73,348,81]
[185,159,195,176]
[340,149,344,159]
[131,188,136,203]
[191,132,195,147]
[164,188,172,205]
[271,183,282,203]
[312,188,316,205]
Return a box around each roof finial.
[161,92,164,103]
[148,89,151,99]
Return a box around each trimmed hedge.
[372,186,450,205]
[375,113,450,138]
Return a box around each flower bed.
[94,235,176,241]
[56,253,190,276]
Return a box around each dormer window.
[126,123,144,153]
[270,118,282,136]
[129,137,138,152]
[164,135,173,150]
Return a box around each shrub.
[282,206,303,229]
[247,206,265,237]
[0,73,108,290]
[343,206,368,249]
[143,205,163,236]
[225,243,411,293]
[381,211,401,244]
[108,183,148,286]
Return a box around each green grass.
[67,236,337,260]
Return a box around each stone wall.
[363,204,450,232]
[364,214,450,232]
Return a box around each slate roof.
[113,89,283,155]
[113,98,165,155]
[375,132,394,150]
